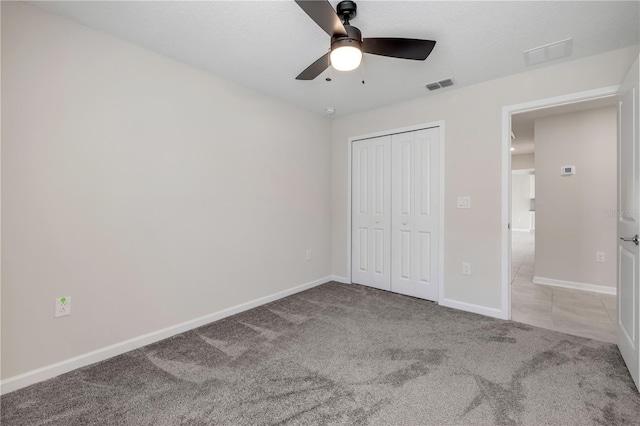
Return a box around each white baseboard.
[439,298,508,320]
[0,275,332,395]
[331,275,351,284]
[532,276,616,295]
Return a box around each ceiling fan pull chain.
[361,55,365,84]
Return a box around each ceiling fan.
[294,0,437,80]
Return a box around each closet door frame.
[346,121,445,303]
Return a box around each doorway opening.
[502,86,620,343]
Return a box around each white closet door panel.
[369,136,392,290]
[418,231,431,283]
[374,229,385,274]
[392,128,440,301]
[351,136,391,291]
[358,147,369,214]
[352,141,369,284]
[419,140,431,216]
[357,227,368,271]
[391,132,415,296]
[374,145,385,215]
[400,231,412,278]
[400,141,412,215]
[414,129,440,300]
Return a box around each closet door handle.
[402,221,407,226]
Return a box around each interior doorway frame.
[501,85,620,319]
[346,121,446,302]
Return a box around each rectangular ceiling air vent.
[523,38,573,66]
[426,78,455,91]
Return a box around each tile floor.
[511,231,617,344]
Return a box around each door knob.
[620,234,639,246]
[402,221,407,225]
[375,220,380,224]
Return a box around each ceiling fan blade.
[296,52,330,80]
[363,38,436,60]
[294,0,347,37]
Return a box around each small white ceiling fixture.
[523,38,573,66]
[325,107,336,114]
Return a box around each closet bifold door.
[351,136,392,291]
[391,128,440,301]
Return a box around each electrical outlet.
[55,296,71,318]
[306,250,312,261]
[462,262,471,275]
[596,252,606,263]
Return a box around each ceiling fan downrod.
[337,0,357,25]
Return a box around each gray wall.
[1,2,332,378]
[534,107,617,288]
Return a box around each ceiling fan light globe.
[330,45,362,71]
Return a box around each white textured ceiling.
[30,1,640,117]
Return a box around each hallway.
[511,231,617,344]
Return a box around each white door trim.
[347,121,445,302]
[501,85,620,319]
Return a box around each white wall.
[332,45,639,312]
[512,173,533,231]
[1,2,332,379]
[534,107,617,288]
[512,153,535,170]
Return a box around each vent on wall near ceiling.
[523,38,573,66]
[426,78,454,91]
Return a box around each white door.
[351,136,391,291]
[617,55,640,390]
[391,128,440,301]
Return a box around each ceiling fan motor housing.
[336,0,357,22]
[331,25,362,52]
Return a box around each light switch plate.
[457,196,471,209]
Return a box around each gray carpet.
[2,282,639,425]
